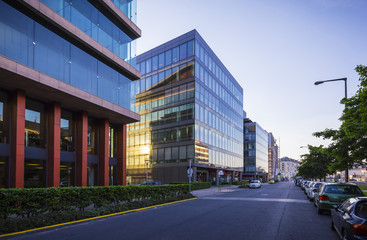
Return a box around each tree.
[297,145,333,180]
[340,65,367,162]
[313,128,356,181]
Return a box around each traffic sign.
[187,168,193,175]
[218,170,224,176]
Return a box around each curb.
[0,197,198,238]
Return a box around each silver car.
[306,182,322,201]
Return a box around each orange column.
[47,103,61,187]
[117,124,126,185]
[76,111,88,186]
[99,119,109,186]
[10,90,26,188]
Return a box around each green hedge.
[0,185,190,219]
[169,182,211,190]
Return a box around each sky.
[135,0,367,160]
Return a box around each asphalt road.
[9,182,339,240]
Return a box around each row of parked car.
[296,179,367,240]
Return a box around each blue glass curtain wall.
[40,0,136,64]
[111,0,137,24]
[0,2,131,110]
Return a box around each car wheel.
[342,230,347,240]
[309,197,313,202]
[317,204,323,215]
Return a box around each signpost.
[187,160,193,193]
[218,170,224,192]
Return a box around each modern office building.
[0,0,141,188]
[243,118,268,180]
[126,30,244,184]
[268,132,278,180]
[279,157,299,180]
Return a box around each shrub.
[0,185,192,220]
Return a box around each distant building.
[243,118,268,180]
[127,30,244,185]
[280,157,300,180]
[268,133,278,180]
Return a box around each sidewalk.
[192,185,240,197]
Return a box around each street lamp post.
[314,77,348,182]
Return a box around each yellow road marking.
[0,197,197,238]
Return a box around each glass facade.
[127,30,244,184]
[244,120,269,175]
[0,0,139,188]
[40,0,136,64]
[0,1,133,110]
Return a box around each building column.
[76,111,88,186]
[10,90,25,188]
[99,119,109,186]
[117,124,126,185]
[47,103,61,187]
[192,167,197,182]
[216,170,220,185]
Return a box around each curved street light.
[314,77,349,182]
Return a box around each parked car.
[269,179,275,184]
[306,182,322,201]
[139,181,163,186]
[331,197,367,240]
[314,183,364,214]
[304,181,313,194]
[301,180,309,191]
[249,180,261,188]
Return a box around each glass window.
[0,92,9,144]
[179,85,187,101]
[179,145,187,160]
[34,22,70,84]
[152,56,158,71]
[165,147,171,161]
[0,157,8,188]
[24,158,45,188]
[172,147,179,161]
[158,148,164,163]
[140,60,146,75]
[180,43,187,60]
[87,163,97,186]
[146,76,152,90]
[172,47,179,63]
[25,99,46,148]
[70,45,97,94]
[158,53,165,69]
[61,109,74,152]
[165,49,172,66]
[109,125,117,158]
[109,165,117,186]
[188,40,194,57]
[60,161,75,187]
[0,1,34,67]
[152,74,158,86]
[146,58,151,73]
[88,118,98,155]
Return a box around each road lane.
[9,182,339,240]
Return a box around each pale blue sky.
[136,0,367,160]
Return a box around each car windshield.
[314,183,321,188]
[324,185,362,194]
[251,180,259,183]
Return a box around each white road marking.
[201,197,309,203]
